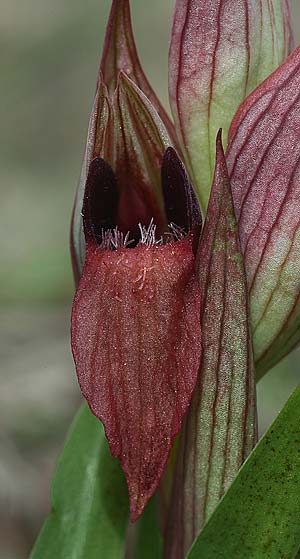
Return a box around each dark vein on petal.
[253,216,300,335]
[243,0,250,97]
[229,62,300,182]
[238,88,300,227]
[249,154,300,293]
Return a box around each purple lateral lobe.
[161,147,202,237]
[82,158,118,244]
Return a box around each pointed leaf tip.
[71,236,202,521]
[101,0,135,94]
[101,0,176,140]
[165,133,257,558]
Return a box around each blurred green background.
[1,1,300,557]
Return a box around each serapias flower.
[71,0,202,521]
[71,0,177,283]
[72,149,202,522]
[70,0,300,532]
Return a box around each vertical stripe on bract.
[169,0,292,212]
[227,44,300,377]
[165,133,257,559]
[71,82,111,281]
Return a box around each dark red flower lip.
[71,148,202,521]
[71,231,202,521]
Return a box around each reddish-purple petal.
[112,73,170,236]
[71,236,201,521]
[227,44,300,376]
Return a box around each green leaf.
[30,403,129,559]
[187,385,300,559]
[132,497,163,559]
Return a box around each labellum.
[71,148,202,521]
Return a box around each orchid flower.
[71,0,202,522]
[31,0,300,557]
[70,0,298,516]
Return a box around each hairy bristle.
[168,222,186,241]
[99,219,187,251]
[138,218,163,246]
[100,227,134,250]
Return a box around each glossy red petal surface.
[71,236,201,521]
[227,44,300,376]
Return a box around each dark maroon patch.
[83,157,118,245]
